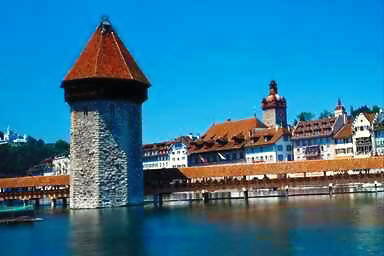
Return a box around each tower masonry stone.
[70,101,143,208]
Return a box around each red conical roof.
[63,19,150,86]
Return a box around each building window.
[286,145,292,151]
[277,145,283,151]
[287,154,292,161]
[278,154,283,161]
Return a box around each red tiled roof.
[189,118,267,154]
[363,112,377,124]
[245,128,291,147]
[202,118,266,141]
[334,121,352,139]
[292,117,336,139]
[144,136,193,155]
[63,19,150,86]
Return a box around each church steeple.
[334,98,347,123]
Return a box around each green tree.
[319,110,333,119]
[351,105,381,117]
[0,137,69,178]
[293,112,315,126]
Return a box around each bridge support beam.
[202,191,210,203]
[62,198,68,207]
[328,183,333,196]
[51,199,57,208]
[34,199,40,208]
[153,193,163,207]
[242,188,249,201]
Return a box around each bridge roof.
[0,176,69,189]
[178,157,384,178]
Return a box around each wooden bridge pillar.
[242,188,249,201]
[153,193,163,207]
[202,190,210,203]
[62,198,68,207]
[34,198,40,208]
[51,199,57,208]
[328,183,333,196]
[6,199,14,207]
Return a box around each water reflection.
[70,207,146,256]
[1,193,383,256]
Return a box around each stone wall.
[263,108,287,128]
[69,100,143,209]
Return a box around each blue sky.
[1,0,383,143]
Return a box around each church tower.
[61,18,150,209]
[261,80,287,128]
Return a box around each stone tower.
[61,18,150,209]
[261,80,287,128]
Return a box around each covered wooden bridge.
[0,157,383,204]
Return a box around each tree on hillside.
[293,112,315,126]
[0,138,69,177]
[351,105,381,117]
[319,110,333,119]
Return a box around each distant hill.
[0,137,69,178]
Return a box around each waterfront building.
[27,159,53,176]
[27,155,70,176]
[333,120,354,159]
[352,112,377,158]
[52,155,70,175]
[188,118,266,166]
[62,18,150,209]
[189,80,292,166]
[143,136,196,170]
[244,127,293,163]
[0,127,27,145]
[292,100,347,160]
[373,110,384,156]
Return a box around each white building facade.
[245,128,293,163]
[352,112,377,158]
[143,136,194,170]
[292,100,347,161]
[333,121,354,159]
[374,111,384,156]
[0,127,27,145]
[52,155,71,175]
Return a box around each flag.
[218,152,226,160]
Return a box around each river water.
[1,193,383,256]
